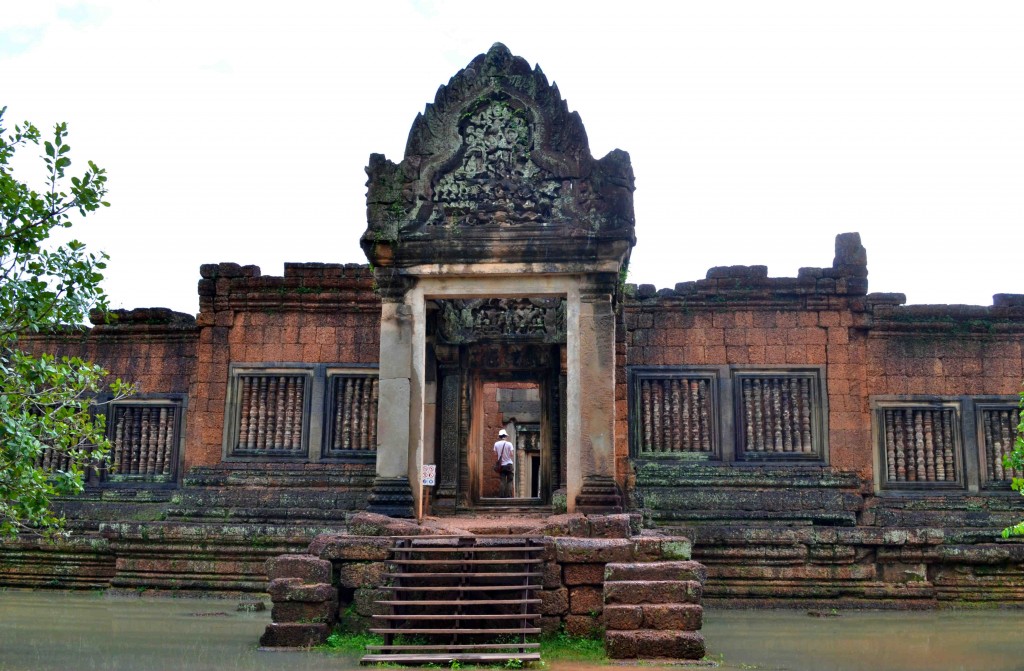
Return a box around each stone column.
[367,276,414,517]
[434,345,460,511]
[574,275,623,513]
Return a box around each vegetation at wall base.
[1000,390,1024,539]
[0,106,129,540]
[538,630,605,662]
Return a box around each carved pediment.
[362,43,636,269]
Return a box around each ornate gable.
[362,43,635,270]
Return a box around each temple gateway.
[6,44,1024,660]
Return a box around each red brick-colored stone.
[603,605,643,630]
[539,587,569,615]
[605,630,705,660]
[564,614,602,638]
[640,604,703,630]
[259,623,331,648]
[265,555,331,583]
[338,561,387,589]
[570,586,603,615]
[268,578,335,603]
[604,561,707,583]
[604,580,702,605]
[564,563,605,586]
[270,599,338,624]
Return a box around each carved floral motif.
[437,298,566,344]
[428,101,563,227]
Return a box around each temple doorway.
[473,377,549,505]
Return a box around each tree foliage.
[1001,391,1024,538]
[0,106,128,539]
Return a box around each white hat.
[498,429,508,437]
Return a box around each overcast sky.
[3,1,1022,314]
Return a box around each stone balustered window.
[227,370,312,458]
[874,401,963,490]
[105,402,181,482]
[323,373,379,457]
[735,372,824,461]
[977,403,1022,488]
[224,364,378,462]
[32,445,74,473]
[634,374,717,455]
[629,366,827,463]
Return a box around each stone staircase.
[360,536,543,665]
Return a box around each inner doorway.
[479,380,543,501]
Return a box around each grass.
[537,631,605,662]
[320,628,606,666]
[321,630,384,653]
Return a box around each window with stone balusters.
[102,397,184,485]
[872,396,1023,492]
[224,364,378,461]
[874,401,963,489]
[976,400,1022,489]
[629,366,827,463]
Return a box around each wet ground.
[1,590,1022,670]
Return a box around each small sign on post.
[422,464,436,487]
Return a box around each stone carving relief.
[468,343,555,371]
[437,298,566,344]
[428,101,564,227]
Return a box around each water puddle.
[1,590,1022,670]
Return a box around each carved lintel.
[467,343,554,371]
[366,477,414,518]
[438,298,566,345]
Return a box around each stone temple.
[5,44,1024,659]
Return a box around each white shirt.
[493,439,514,466]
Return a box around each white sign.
[422,464,436,486]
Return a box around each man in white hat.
[493,429,514,498]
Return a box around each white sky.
[3,1,1022,314]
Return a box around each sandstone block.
[347,512,421,537]
[564,563,605,586]
[353,587,390,617]
[630,536,665,562]
[605,630,705,660]
[539,587,569,615]
[265,555,332,583]
[543,562,563,589]
[603,580,702,605]
[259,623,331,648]
[564,614,601,638]
[309,535,392,561]
[589,514,632,538]
[659,538,693,560]
[268,578,336,603]
[641,604,703,631]
[539,616,562,636]
[270,599,338,624]
[605,561,707,583]
[338,561,388,588]
[540,513,590,537]
[554,538,633,564]
[570,586,603,615]
[603,605,643,630]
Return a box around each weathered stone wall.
[621,234,1024,606]
[18,307,198,395]
[188,262,380,469]
[260,513,705,660]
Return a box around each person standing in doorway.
[494,429,514,498]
